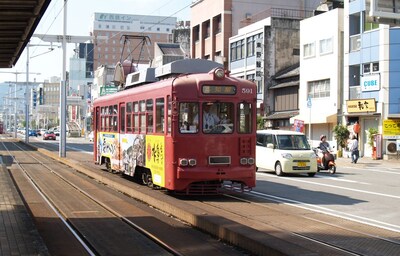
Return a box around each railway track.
[4,136,400,255]
[0,139,244,256]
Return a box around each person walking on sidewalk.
[350,135,359,164]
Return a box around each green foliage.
[257,115,264,130]
[367,127,379,147]
[333,124,350,149]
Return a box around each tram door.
[119,103,125,170]
[94,106,101,162]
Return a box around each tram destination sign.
[202,85,236,95]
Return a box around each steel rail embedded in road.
[0,140,96,256]
[2,140,182,256]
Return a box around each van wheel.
[275,162,283,176]
[308,172,316,177]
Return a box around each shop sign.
[361,74,380,92]
[346,98,376,113]
[383,119,400,139]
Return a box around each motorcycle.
[314,148,336,174]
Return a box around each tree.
[333,124,350,150]
[367,127,379,148]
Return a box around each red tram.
[93,60,257,194]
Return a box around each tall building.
[190,0,320,68]
[90,12,177,69]
[344,0,400,158]
[296,6,344,147]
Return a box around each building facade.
[90,12,177,69]
[190,0,320,68]
[344,0,400,158]
[296,7,344,148]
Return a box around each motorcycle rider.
[319,135,333,169]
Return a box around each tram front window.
[179,102,199,133]
[201,102,234,134]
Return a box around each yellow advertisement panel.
[145,135,165,187]
[346,98,376,113]
[383,119,400,139]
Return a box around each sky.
[0,0,192,83]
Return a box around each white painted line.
[257,172,400,200]
[247,190,400,233]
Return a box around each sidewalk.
[0,155,49,255]
[335,155,400,169]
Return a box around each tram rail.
[3,136,400,255]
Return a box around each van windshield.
[277,135,311,150]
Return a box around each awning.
[269,81,299,89]
[264,110,299,120]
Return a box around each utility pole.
[33,13,106,157]
[0,71,40,138]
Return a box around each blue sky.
[0,0,192,83]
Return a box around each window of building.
[98,24,102,29]
[157,27,160,31]
[140,26,145,30]
[364,21,379,32]
[214,15,221,34]
[319,37,333,55]
[349,65,360,86]
[247,36,255,57]
[363,63,371,73]
[303,42,315,58]
[166,28,170,32]
[372,62,379,72]
[308,79,330,98]
[230,41,237,61]
[106,25,109,29]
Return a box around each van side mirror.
[267,143,274,149]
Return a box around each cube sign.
[361,74,380,92]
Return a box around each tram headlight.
[240,157,255,165]
[214,68,225,79]
[247,158,255,165]
[188,159,197,166]
[179,158,188,167]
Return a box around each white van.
[256,130,317,176]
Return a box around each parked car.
[37,129,47,136]
[28,130,37,137]
[256,130,318,177]
[43,131,56,140]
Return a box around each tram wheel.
[105,158,112,172]
[142,172,153,188]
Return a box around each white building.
[295,7,344,147]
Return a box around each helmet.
[320,135,326,140]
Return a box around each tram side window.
[120,106,125,133]
[238,102,253,134]
[147,99,153,133]
[126,102,132,132]
[179,102,199,133]
[167,95,172,134]
[156,98,165,133]
[112,104,118,132]
[139,100,146,133]
[133,102,139,132]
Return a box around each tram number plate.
[297,162,306,167]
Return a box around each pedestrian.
[349,135,359,164]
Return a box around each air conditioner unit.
[386,141,397,155]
